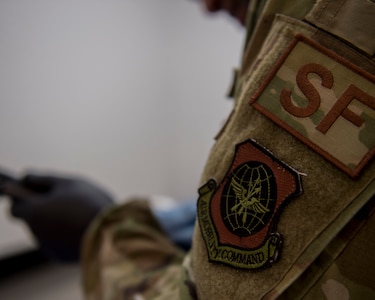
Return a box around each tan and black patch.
[197,139,303,270]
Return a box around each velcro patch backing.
[250,34,375,178]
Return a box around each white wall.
[0,0,244,254]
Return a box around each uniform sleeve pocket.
[244,14,375,178]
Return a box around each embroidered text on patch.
[250,34,375,178]
[197,139,302,270]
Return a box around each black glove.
[3,173,114,262]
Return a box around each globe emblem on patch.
[221,161,277,237]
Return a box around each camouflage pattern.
[263,183,375,299]
[81,1,375,299]
[276,198,375,300]
[192,0,375,298]
[81,200,186,300]
[252,32,375,176]
[305,0,375,57]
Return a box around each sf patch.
[197,139,302,270]
[250,34,375,178]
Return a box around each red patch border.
[249,34,375,178]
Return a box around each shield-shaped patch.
[197,139,303,270]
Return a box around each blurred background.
[0,0,243,298]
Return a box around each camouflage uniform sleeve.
[190,0,375,299]
[80,199,191,300]
[268,197,375,299]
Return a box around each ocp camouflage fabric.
[81,0,375,299]
[193,0,375,298]
[266,197,375,300]
[81,200,186,300]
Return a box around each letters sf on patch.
[250,34,375,178]
[198,139,303,270]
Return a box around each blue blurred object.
[153,200,197,250]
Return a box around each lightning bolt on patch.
[197,139,303,270]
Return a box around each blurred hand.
[3,173,114,262]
